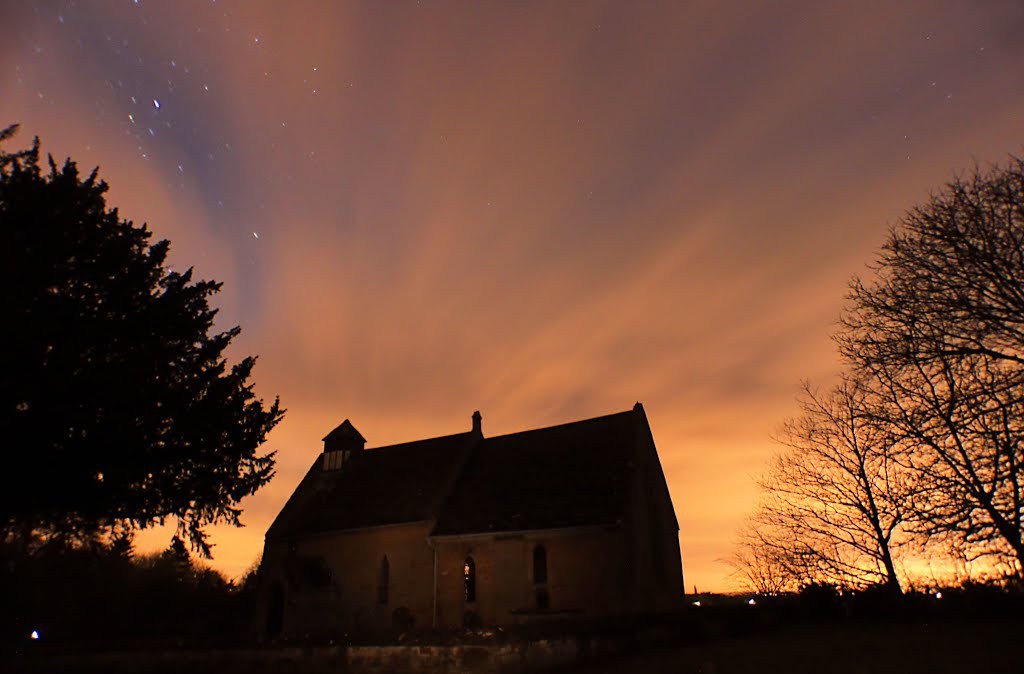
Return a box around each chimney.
[472,410,482,435]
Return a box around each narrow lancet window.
[533,544,548,584]
[464,556,476,602]
[377,555,389,605]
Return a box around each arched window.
[464,556,476,602]
[377,555,389,605]
[533,544,548,584]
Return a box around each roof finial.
[472,410,482,434]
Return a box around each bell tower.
[321,419,366,471]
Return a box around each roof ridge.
[484,408,634,442]
[365,430,474,452]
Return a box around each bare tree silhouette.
[839,157,1024,578]
[745,379,910,592]
[726,521,799,595]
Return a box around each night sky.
[4,1,1024,592]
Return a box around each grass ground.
[573,619,1024,674]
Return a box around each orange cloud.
[4,1,1024,590]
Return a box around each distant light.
[253,232,260,239]
[153,99,161,109]
[30,630,40,640]
[935,591,943,600]
[747,598,757,606]
[692,600,701,607]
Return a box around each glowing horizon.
[4,1,1024,592]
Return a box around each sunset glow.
[4,1,1023,592]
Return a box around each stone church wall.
[263,521,435,637]
[433,527,627,628]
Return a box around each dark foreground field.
[575,619,1023,674]
[9,617,1022,674]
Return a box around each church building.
[261,403,683,637]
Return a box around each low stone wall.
[348,638,580,674]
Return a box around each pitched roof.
[431,409,639,536]
[266,406,650,541]
[266,431,475,540]
[322,419,366,443]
